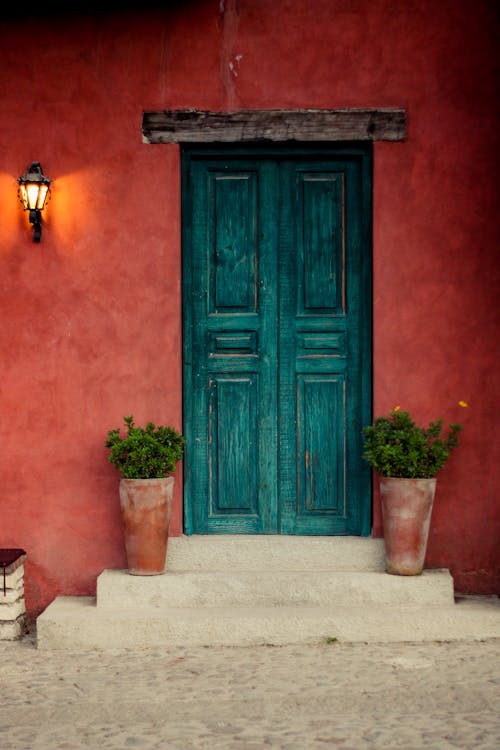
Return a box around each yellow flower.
[458,401,468,408]
[393,405,401,412]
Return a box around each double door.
[182,146,372,534]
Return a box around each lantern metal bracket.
[28,209,42,242]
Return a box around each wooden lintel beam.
[142,108,407,144]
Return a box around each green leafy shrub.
[105,415,185,479]
[363,407,463,478]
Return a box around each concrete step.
[97,568,455,608]
[34,536,500,651]
[164,535,386,572]
[36,594,500,650]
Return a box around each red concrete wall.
[1,0,498,617]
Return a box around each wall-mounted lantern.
[18,162,51,242]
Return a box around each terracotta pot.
[118,477,174,575]
[379,477,437,576]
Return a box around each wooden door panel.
[299,173,345,313]
[297,375,345,516]
[208,375,259,515]
[212,174,257,313]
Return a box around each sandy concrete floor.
[0,628,499,750]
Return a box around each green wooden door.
[182,146,372,535]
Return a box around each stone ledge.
[1,585,25,604]
[3,571,24,588]
[0,551,27,640]
[0,614,27,641]
[0,598,26,621]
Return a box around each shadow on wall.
[3,0,193,18]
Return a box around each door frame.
[181,142,373,536]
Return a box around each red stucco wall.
[1,0,498,617]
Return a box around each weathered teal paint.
[182,145,372,535]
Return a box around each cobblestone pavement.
[0,629,499,750]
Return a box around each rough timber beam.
[141,108,407,144]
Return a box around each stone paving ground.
[0,626,499,750]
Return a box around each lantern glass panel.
[26,184,41,210]
[19,184,28,209]
[37,184,49,209]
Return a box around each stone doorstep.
[165,535,386,572]
[35,536,500,650]
[35,595,500,650]
[0,614,27,641]
[96,568,455,609]
[0,599,26,621]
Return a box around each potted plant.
[105,415,185,575]
[363,405,465,575]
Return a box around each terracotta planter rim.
[119,476,175,484]
[379,476,437,483]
